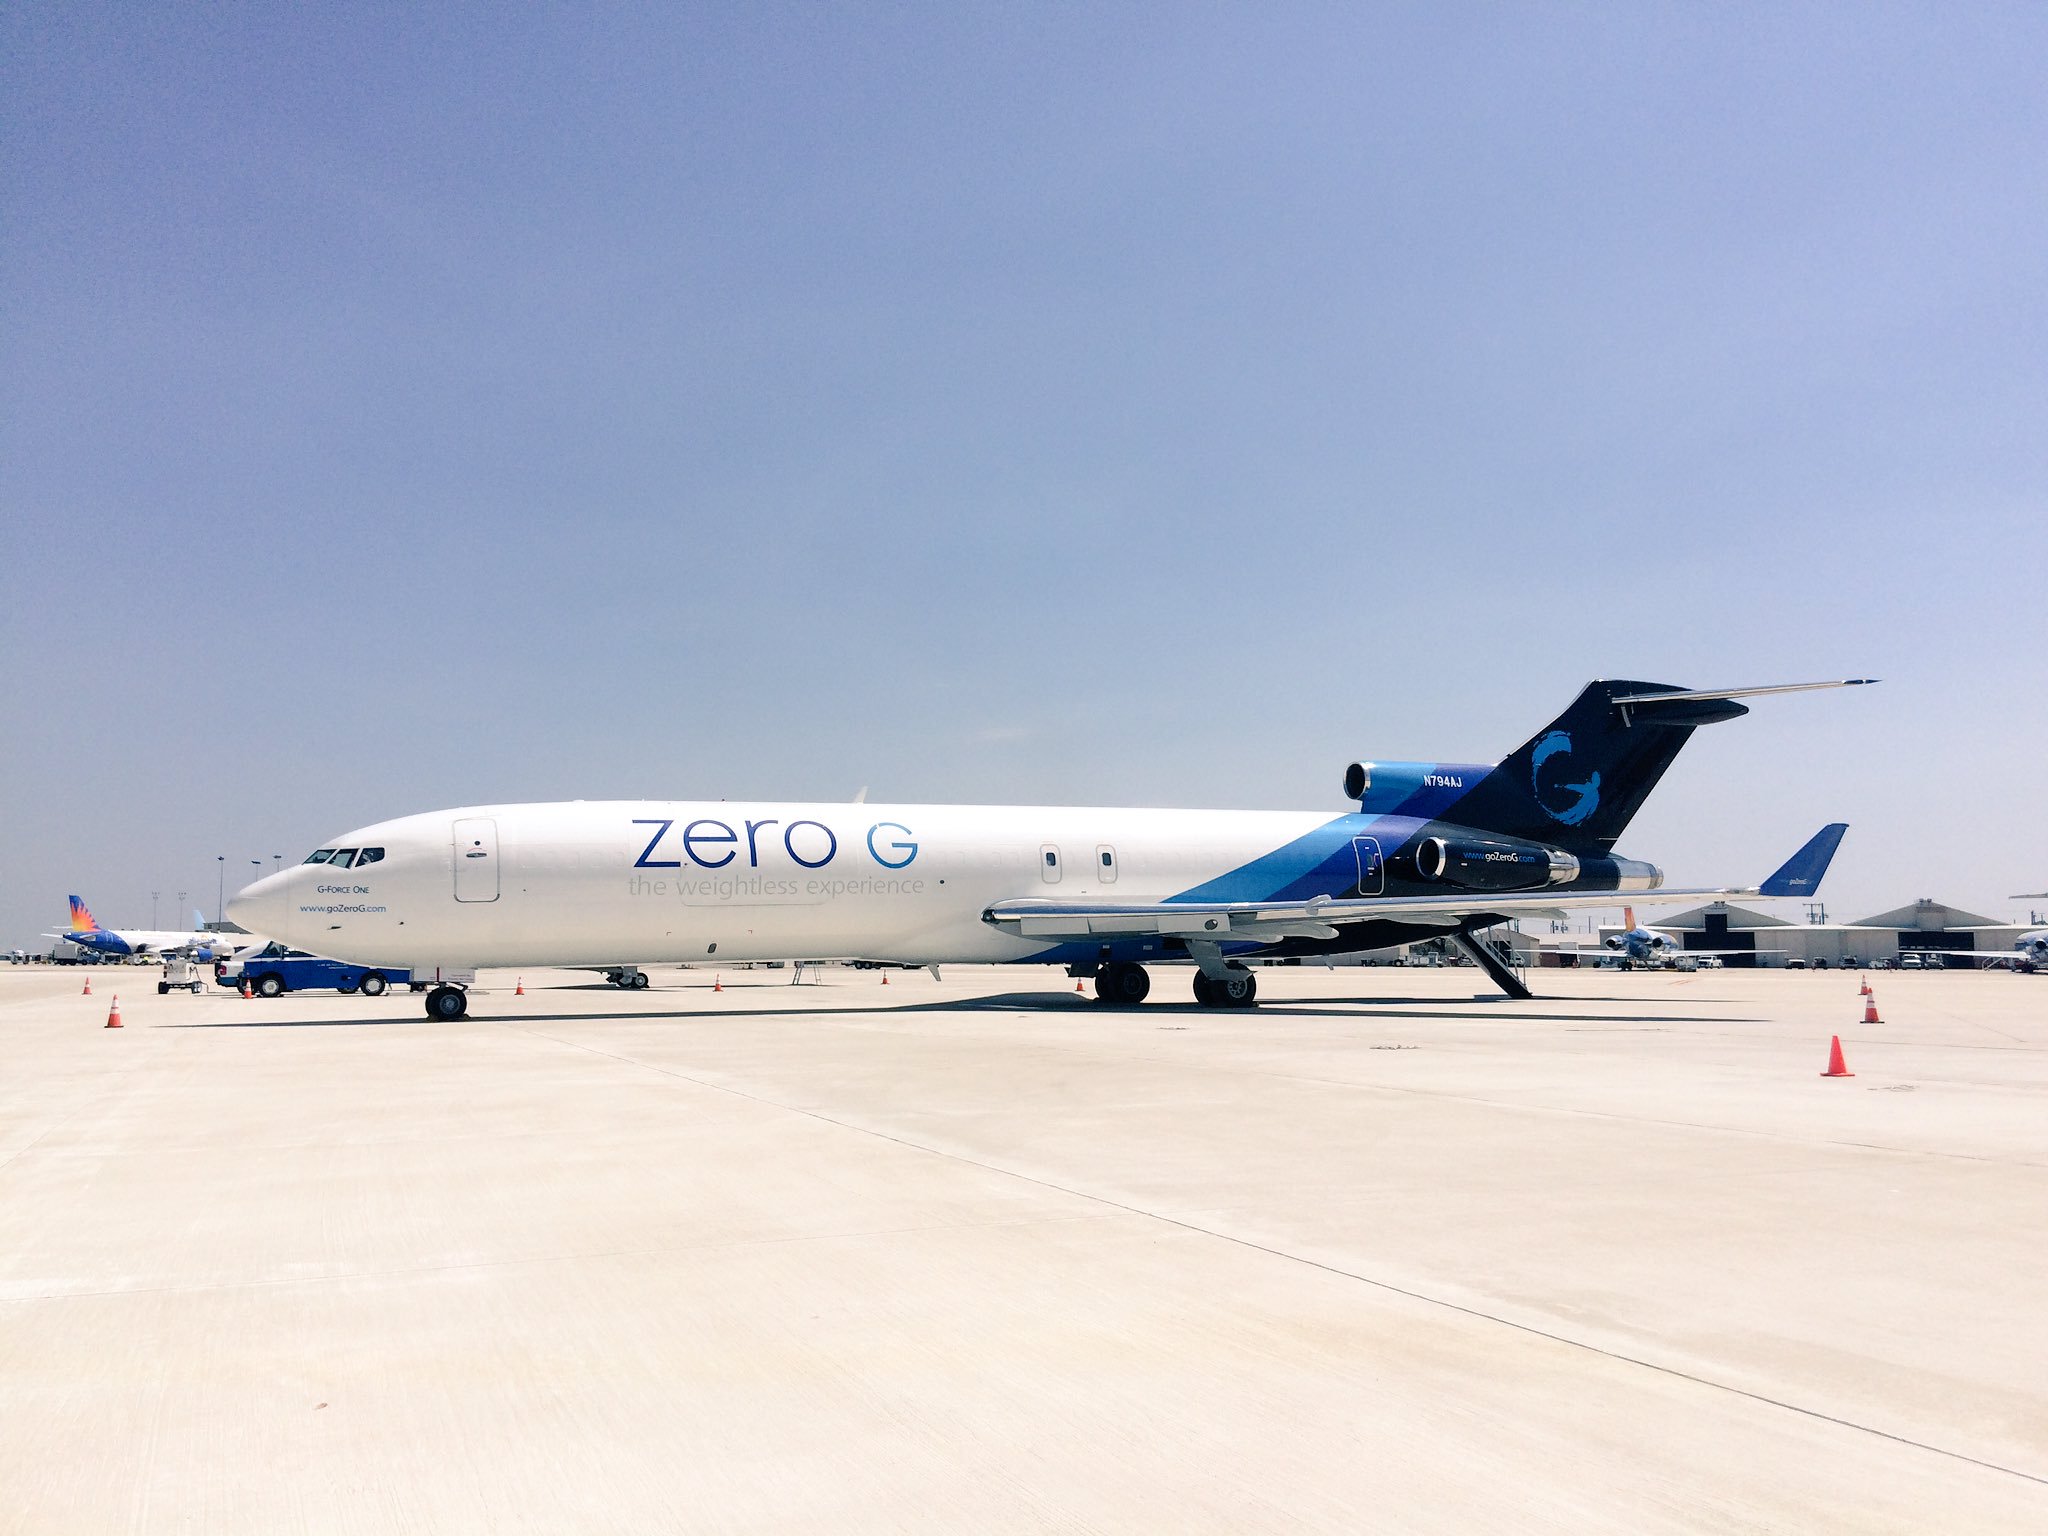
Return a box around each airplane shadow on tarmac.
[170,989,1760,1029]
[163,987,1761,1036]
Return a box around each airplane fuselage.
[230,799,1658,972]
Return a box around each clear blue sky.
[4,2,2043,946]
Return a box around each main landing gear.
[1094,961,1152,1005]
[1191,968,1257,1008]
[424,985,468,1021]
[604,967,650,990]
[1087,961,1257,1008]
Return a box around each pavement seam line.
[501,1019,2048,1493]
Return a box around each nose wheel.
[424,985,468,1021]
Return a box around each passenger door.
[453,818,500,902]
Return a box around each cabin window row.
[1040,845,1118,884]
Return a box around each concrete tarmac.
[3,962,2045,1532]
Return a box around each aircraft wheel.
[1095,962,1151,1006]
[359,972,388,997]
[338,981,358,994]
[425,985,468,1021]
[256,973,285,998]
[632,972,650,990]
[1218,970,1257,1007]
[1192,972,1217,1007]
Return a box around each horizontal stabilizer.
[1759,823,1849,897]
[1607,679,1879,706]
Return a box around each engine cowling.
[1407,835,1579,892]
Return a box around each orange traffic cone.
[104,995,123,1030]
[1859,977,1871,996]
[514,978,525,996]
[881,971,889,985]
[1821,1035,1853,1077]
[1862,994,1881,1025]
[713,975,722,992]
[241,978,252,999]
[83,977,92,995]
[1076,980,1086,993]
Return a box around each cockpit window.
[356,847,384,866]
[329,848,359,869]
[304,850,336,864]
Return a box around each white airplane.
[45,896,264,962]
[1599,905,1785,970]
[1983,900,2047,971]
[227,678,1870,1019]
[1601,907,1688,968]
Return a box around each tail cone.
[104,996,123,1030]
[1821,1035,1854,1077]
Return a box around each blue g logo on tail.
[1531,731,1601,827]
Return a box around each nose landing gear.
[424,985,468,1021]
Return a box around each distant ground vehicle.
[222,944,417,997]
[1898,952,1931,970]
[158,951,207,994]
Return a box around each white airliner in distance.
[45,896,265,962]
[227,678,1873,1019]
[1601,905,1785,970]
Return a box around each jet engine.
[1406,835,1579,892]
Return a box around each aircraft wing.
[985,885,1756,945]
[988,824,1850,948]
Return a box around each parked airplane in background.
[229,678,1873,1019]
[49,897,260,961]
[1603,907,1688,967]
[1598,896,1814,970]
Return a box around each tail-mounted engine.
[1406,835,1580,892]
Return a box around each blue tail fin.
[1759,823,1849,897]
[1446,681,1750,850]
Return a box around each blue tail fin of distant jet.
[1759,823,1849,897]
[1447,680,1874,852]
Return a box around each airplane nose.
[226,870,292,943]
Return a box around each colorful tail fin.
[68,895,100,933]
[1445,681,1752,850]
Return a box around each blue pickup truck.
[221,944,419,997]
